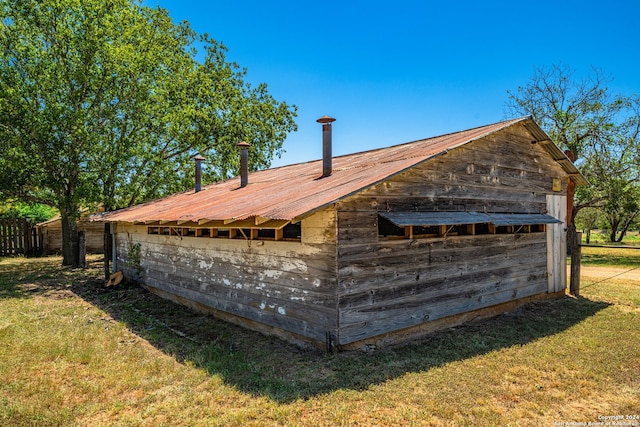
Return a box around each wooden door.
[546,195,567,293]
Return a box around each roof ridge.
[325,116,529,162]
[93,116,574,225]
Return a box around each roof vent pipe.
[193,154,205,193]
[317,115,336,177]
[238,141,251,187]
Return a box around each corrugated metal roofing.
[379,211,492,226]
[93,117,586,225]
[379,212,562,227]
[486,213,562,226]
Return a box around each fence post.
[570,232,582,296]
[103,223,111,280]
[11,218,17,255]
[78,231,86,268]
[9,218,16,255]
[0,220,4,256]
[23,219,31,255]
[0,220,5,256]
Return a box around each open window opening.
[146,221,302,242]
[377,212,557,240]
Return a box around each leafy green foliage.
[0,0,297,264]
[600,177,640,241]
[506,65,640,242]
[0,201,57,223]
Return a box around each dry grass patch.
[0,254,638,426]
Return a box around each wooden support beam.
[466,224,475,235]
[275,228,283,241]
[404,226,413,239]
[254,216,272,226]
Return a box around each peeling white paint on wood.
[112,123,575,348]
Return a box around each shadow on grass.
[581,245,640,267]
[0,256,103,299]
[1,256,611,403]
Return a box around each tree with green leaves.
[0,201,57,223]
[600,177,640,242]
[0,0,297,266]
[574,207,601,244]
[505,64,640,243]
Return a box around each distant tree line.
[505,64,640,243]
[0,0,297,266]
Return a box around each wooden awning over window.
[379,212,562,227]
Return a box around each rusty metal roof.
[93,117,586,225]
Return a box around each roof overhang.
[522,119,589,186]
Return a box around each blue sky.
[145,0,640,167]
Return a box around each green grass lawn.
[0,254,638,426]
[581,245,640,267]
[581,229,640,246]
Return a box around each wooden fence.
[0,218,42,257]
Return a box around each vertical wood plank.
[546,194,567,293]
[23,219,31,255]
[1,220,5,256]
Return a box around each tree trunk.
[609,219,619,243]
[61,212,80,267]
[567,222,578,255]
[616,215,638,243]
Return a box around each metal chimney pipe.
[237,141,251,187]
[316,115,336,177]
[193,154,205,192]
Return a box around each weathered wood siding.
[115,208,338,347]
[336,125,569,345]
[38,219,105,254]
[110,123,573,349]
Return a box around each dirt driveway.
[579,265,640,281]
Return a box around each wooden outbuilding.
[93,117,587,350]
[37,215,105,255]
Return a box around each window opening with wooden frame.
[146,221,302,242]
